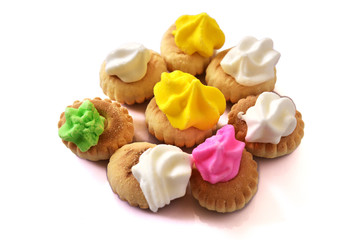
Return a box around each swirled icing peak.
[239,92,297,144]
[172,12,225,58]
[192,125,245,184]
[154,70,226,130]
[58,100,105,152]
[105,42,151,83]
[220,36,280,86]
[131,144,192,212]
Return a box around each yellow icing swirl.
[154,70,226,130]
[172,13,225,58]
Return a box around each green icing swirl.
[58,100,105,152]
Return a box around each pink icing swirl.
[192,125,245,184]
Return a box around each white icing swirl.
[238,92,297,144]
[105,42,151,83]
[220,36,280,86]
[131,145,192,212]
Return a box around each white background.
[1,0,359,239]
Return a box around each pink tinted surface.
[2,1,359,239]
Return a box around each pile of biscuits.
[58,12,304,213]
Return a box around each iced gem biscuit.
[132,144,192,212]
[100,43,167,105]
[228,92,304,158]
[161,13,225,75]
[190,125,258,213]
[239,92,297,144]
[154,70,226,130]
[206,36,280,103]
[105,42,151,83]
[172,12,225,58]
[107,142,192,212]
[221,37,280,86]
[145,70,226,147]
[58,98,134,161]
[58,100,105,152]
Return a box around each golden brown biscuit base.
[58,97,134,161]
[100,51,167,105]
[228,95,305,158]
[160,24,211,75]
[205,49,276,103]
[190,149,258,213]
[145,97,215,148]
[107,142,156,209]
